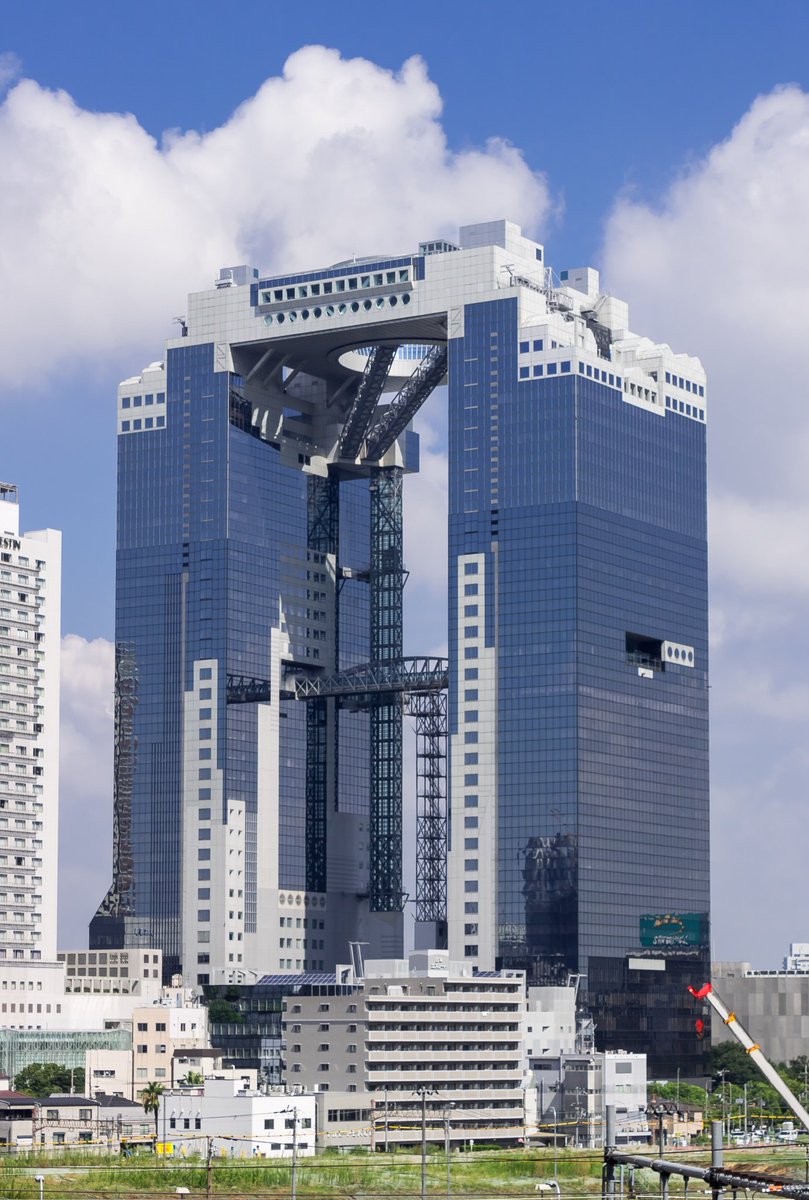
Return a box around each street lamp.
[34,1174,44,1200]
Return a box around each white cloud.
[0,46,549,390]
[603,86,809,511]
[710,492,809,599]
[58,634,114,947]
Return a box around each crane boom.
[688,980,809,1133]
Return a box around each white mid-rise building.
[0,482,61,968]
[158,1078,316,1158]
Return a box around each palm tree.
[142,1081,165,1142]
[182,1070,204,1087]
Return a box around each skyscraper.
[0,483,61,966]
[93,222,708,1072]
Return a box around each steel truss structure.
[224,468,449,925]
[407,690,448,924]
[369,467,404,911]
[305,474,339,895]
[364,345,448,461]
[337,345,397,460]
[95,644,138,917]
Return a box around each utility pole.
[385,1086,389,1153]
[205,1135,213,1200]
[421,1089,428,1200]
[292,1111,298,1200]
[444,1109,450,1200]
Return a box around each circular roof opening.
[336,341,441,381]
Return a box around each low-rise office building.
[157,1078,316,1158]
[529,1051,648,1147]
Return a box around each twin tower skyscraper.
[91,221,710,1075]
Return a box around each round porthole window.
[313,307,322,318]
[688,651,693,662]
[288,311,298,322]
[325,305,334,317]
[376,297,386,309]
[667,646,673,657]
[351,301,360,313]
[301,309,310,320]
[402,292,411,305]
[276,312,285,324]
[263,314,273,326]
[363,299,373,311]
[389,295,398,306]
[338,303,347,315]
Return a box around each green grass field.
[0,1142,805,1199]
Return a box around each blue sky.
[3,0,809,963]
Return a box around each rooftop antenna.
[173,316,188,337]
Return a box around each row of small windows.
[121,393,166,409]
[665,371,704,397]
[121,416,166,433]
[518,360,625,388]
[665,396,705,421]
[519,361,572,379]
[261,269,411,303]
[263,294,411,326]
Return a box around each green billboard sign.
[640,913,708,948]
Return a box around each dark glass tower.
[445,262,709,1076]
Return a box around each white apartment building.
[0,482,61,967]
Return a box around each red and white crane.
[688,980,809,1133]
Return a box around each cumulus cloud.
[602,86,809,965]
[603,86,809,507]
[58,634,114,947]
[0,46,549,389]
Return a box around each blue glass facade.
[94,340,373,979]
[449,299,709,1074]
